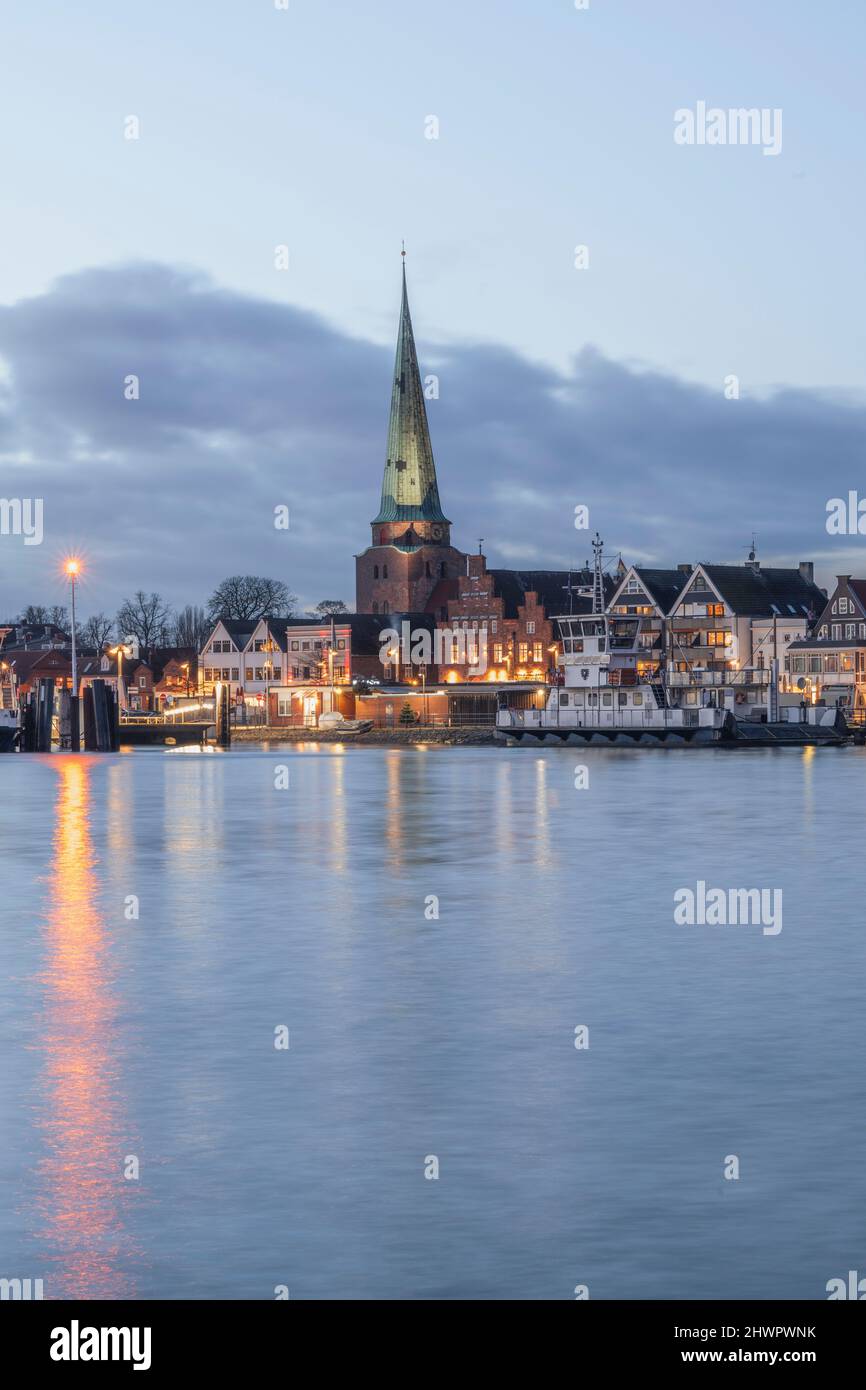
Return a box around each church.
[355,258,601,677]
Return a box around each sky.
[1,0,866,621]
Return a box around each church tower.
[355,256,464,616]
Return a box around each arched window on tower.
[440,562,446,577]
[383,564,388,579]
[373,565,379,579]
[372,601,378,614]
[425,561,431,577]
[382,599,389,614]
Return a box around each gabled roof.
[4,648,70,679]
[687,564,823,618]
[488,568,614,619]
[610,566,686,614]
[203,618,257,649]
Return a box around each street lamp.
[65,558,81,749]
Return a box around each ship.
[495,535,847,748]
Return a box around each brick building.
[439,554,613,682]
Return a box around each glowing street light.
[65,558,82,747]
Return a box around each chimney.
[798,561,814,585]
[677,563,692,574]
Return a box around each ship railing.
[496,706,724,731]
[667,668,770,688]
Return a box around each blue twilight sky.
[1,0,866,619]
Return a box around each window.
[533,642,543,662]
[373,565,379,579]
[810,656,822,673]
[302,641,309,650]
[440,562,446,577]
[372,602,378,614]
[518,643,528,661]
[846,623,856,638]
[204,667,213,681]
[273,667,281,679]
[526,621,536,635]
[255,667,263,681]
[819,626,827,638]
[425,561,431,576]
[383,565,388,579]
[291,641,299,650]
[618,692,627,706]
[139,676,146,688]
[626,578,641,593]
[245,667,253,680]
[601,692,612,706]
[277,692,292,716]
[382,600,389,614]
[831,624,842,639]
[633,692,643,706]
[231,668,239,680]
[708,603,724,617]
[493,644,503,662]
[254,639,264,651]
[491,620,497,633]
[840,597,849,614]
[825,654,838,673]
[559,692,569,706]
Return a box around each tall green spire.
[373,257,450,526]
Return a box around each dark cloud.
[1,261,865,619]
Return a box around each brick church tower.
[355,257,465,616]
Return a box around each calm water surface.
[1,742,865,1300]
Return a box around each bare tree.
[206,576,297,623]
[80,612,115,652]
[173,605,209,651]
[310,599,349,618]
[116,592,174,658]
[20,605,49,624]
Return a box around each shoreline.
[229,725,498,746]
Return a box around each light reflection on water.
[1,742,866,1299]
[32,756,140,1299]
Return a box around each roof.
[787,638,866,651]
[696,564,824,618]
[629,567,688,612]
[489,568,614,619]
[3,649,70,680]
[286,612,437,656]
[372,263,449,527]
[204,618,257,648]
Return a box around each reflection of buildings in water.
[34,757,138,1299]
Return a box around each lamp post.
[65,559,81,750]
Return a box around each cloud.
[1,260,865,619]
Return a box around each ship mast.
[591,532,605,616]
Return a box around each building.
[784,575,866,715]
[438,554,613,682]
[355,259,465,616]
[608,565,689,678]
[199,619,256,698]
[666,558,824,715]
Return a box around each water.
[1,742,865,1300]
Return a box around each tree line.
[10,577,349,659]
